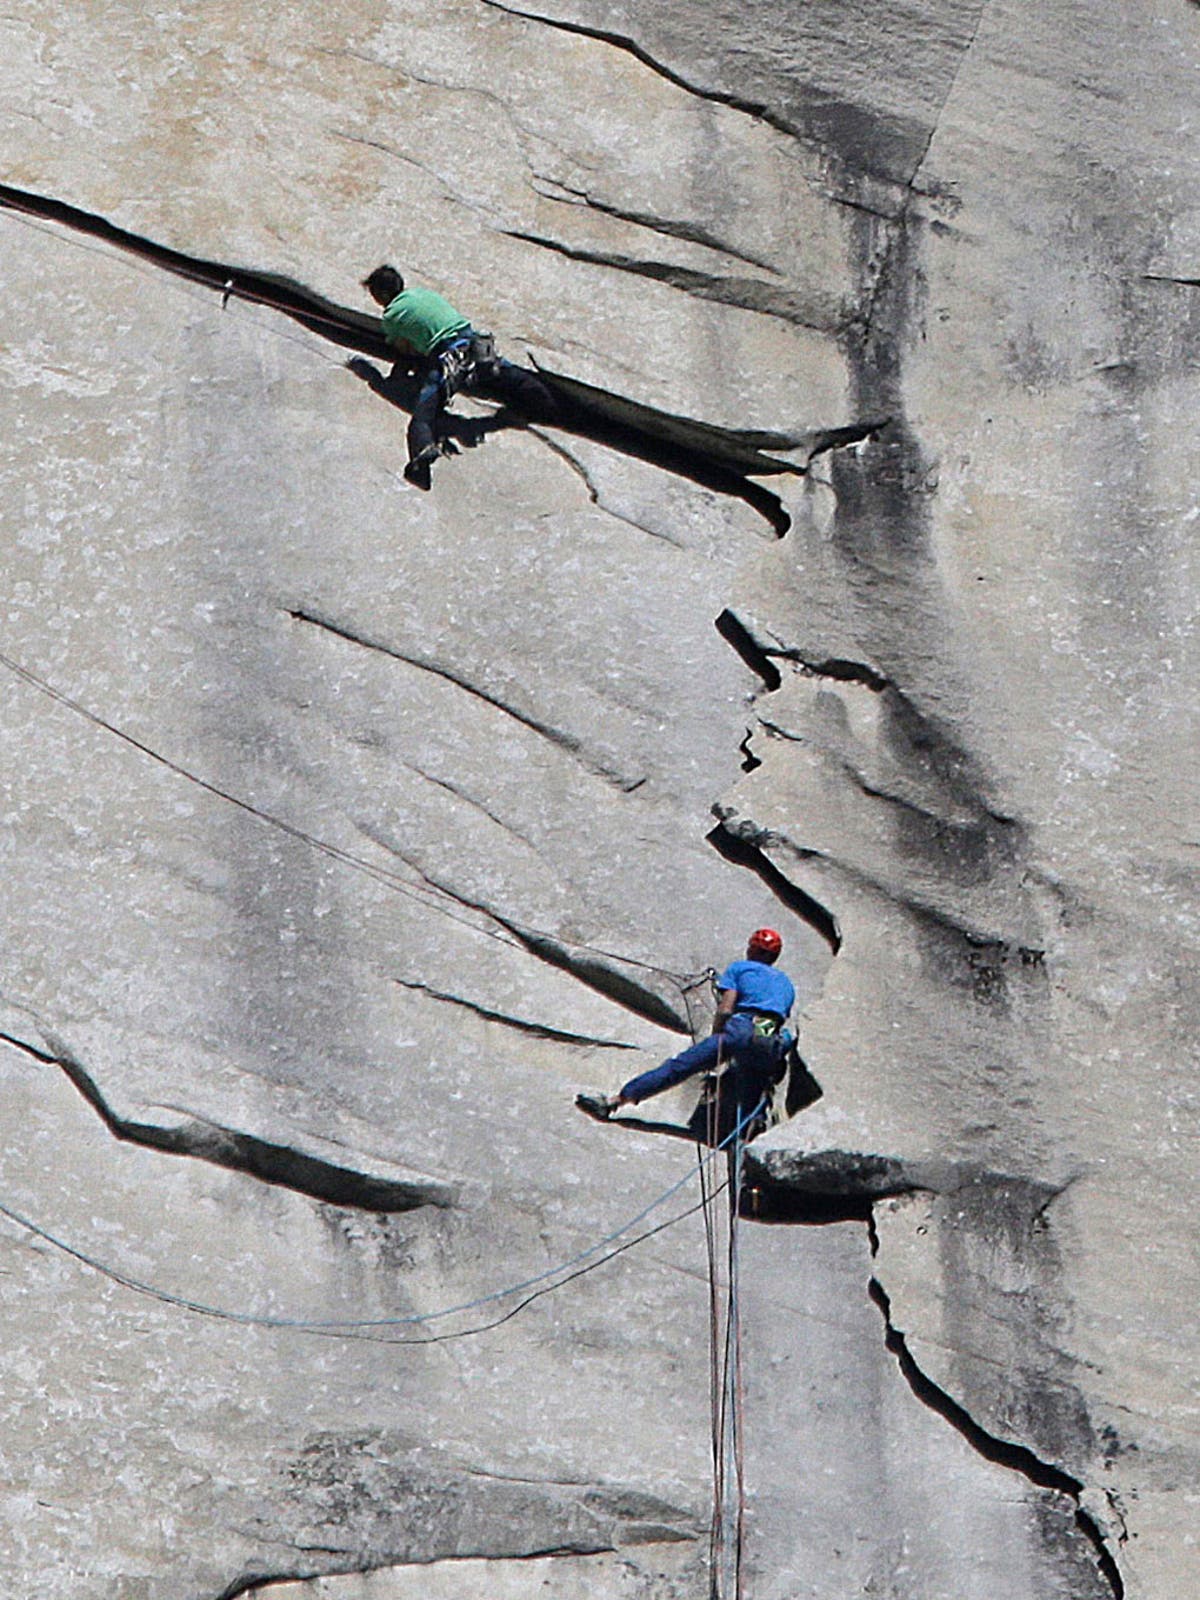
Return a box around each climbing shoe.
[575,1092,619,1122]
[403,445,439,491]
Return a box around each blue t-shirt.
[716,959,795,1019]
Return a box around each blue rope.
[0,1100,764,1338]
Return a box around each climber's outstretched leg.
[478,358,559,422]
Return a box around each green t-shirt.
[380,288,471,356]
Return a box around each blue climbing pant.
[619,1013,783,1109]
[407,332,557,459]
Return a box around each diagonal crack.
[904,0,994,193]
[401,761,541,848]
[504,228,845,332]
[0,180,389,353]
[714,609,782,691]
[0,1029,452,1212]
[287,604,646,792]
[478,0,804,141]
[0,178,817,506]
[531,176,781,272]
[394,979,639,1049]
[349,838,690,1033]
[869,1277,1125,1599]
[537,436,688,546]
[705,821,842,953]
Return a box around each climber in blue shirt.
[577,928,795,1122]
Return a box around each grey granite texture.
[1,1,1196,1596]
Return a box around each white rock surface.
[1,2,1195,1597]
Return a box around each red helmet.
[747,927,782,959]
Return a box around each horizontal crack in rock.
[769,648,890,692]
[744,1148,920,1224]
[218,1544,626,1600]
[0,1029,450,1213]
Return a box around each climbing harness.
[436,336,475,400]
[436,330,501,402]
[469,330,502,382]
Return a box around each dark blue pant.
[407,336,557,459]
[619,1013,781,1110]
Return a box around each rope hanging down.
[694,1023,757,1600]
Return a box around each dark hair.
[362,264,404,304]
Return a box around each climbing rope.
[726,1115,750,1600]
[691,998,759,1600]
[0,645,711,1009]
[0,1106,760,1343]
[703,1090,753,1600]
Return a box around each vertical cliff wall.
[1,3,1196,1597]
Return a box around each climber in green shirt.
[363,265,557,490]
[378,284,472,356]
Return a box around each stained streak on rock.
[287,605,646,792]
[394,979,640,1049]
[868,1278,1125,1600]
[0,1030,453,1212]
[0,642,511,945]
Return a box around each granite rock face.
[1,2,1195,1597]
